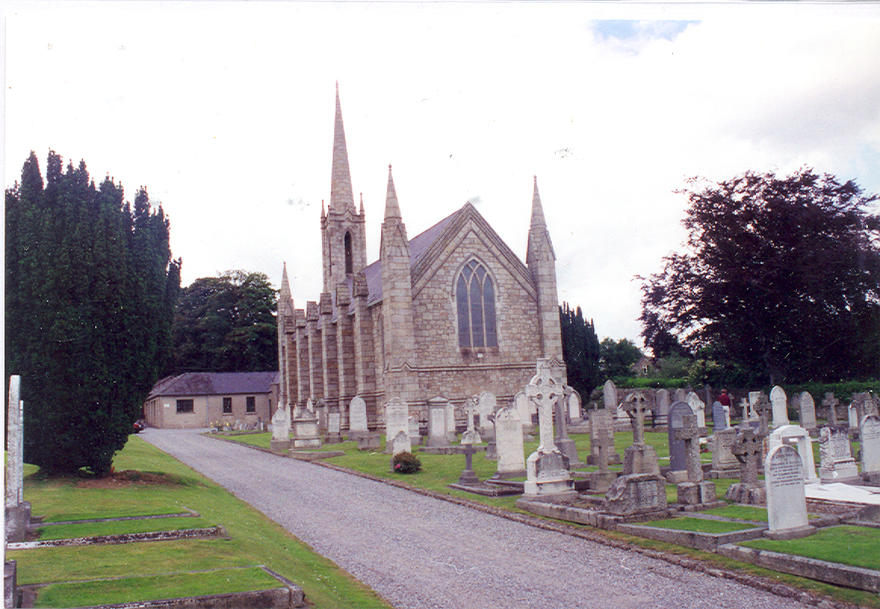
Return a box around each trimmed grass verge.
[9,437,390,609]
[34,566,281,608]
[740,525,880,571]
[37,517,212,540]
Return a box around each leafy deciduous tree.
[640,168,880,385]
[599,338,644,378]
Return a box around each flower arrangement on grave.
[392,451,422,474]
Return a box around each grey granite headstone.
[821,393,840,426]
[712,401,727,431]
[477,391,497,440]
[765,444,813,539]
[326,406,342,443]
[588,409,620,466]
[513,391,532,433]
[567,390,582,422]
[674,413,716,504]
[725,426,766,505]
[770,385,789,428]
[710,427,740,478]
[673,388,687,403]
[622,392,659,475]
[603,380,618,410]
[798,391,817,431]
[655,388,670,424]
[667,401,693,475]
[270,404,291,451]
[603,473,667,515]
[494,406,526,478]
[818,426,859,482]
[408,416,421,445]
[445,401,458,442]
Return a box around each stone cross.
[464,397,478,434]
[754,394,771,435]
[732,427,763,486]
[525,362,563,452]
[458,441,479,485]
[6,375,23,509]
[673,413,703,482]
[822,393,839,426]
[623,392,650,445]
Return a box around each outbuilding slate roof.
[147,371,279,399]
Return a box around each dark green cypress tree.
[6,153,179,475]
[559,303,601,399]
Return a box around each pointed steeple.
[530,175,546,228]
[384,165,402,220]
[359,192,364,214]
[330,82,355,213]
[279,262,294,315]
[280,262,291,299]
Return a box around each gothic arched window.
[344,231,353,274]
[456,259,497,348]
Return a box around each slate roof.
[361,207,461,306]
[147,371,279,399]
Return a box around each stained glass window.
[456,260,498,348]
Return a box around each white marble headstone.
[494,406,526,476]
[768,424,818,482]
[567,390,582,422]
[798,391,817,430]
[686,392,705,427]
[603,380,618,409]
[385,398,409,447]
[860,414,880,474]
[349,396,368,433]
[765,444,809,535]
[770,385,789,427]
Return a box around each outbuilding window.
[456,259,497,348]
[222,397,232,414]
[246,396,256,413]
[176,399,194,413]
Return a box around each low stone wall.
[718,543,880,593]
[8,527,225,550]
[616,523,766,552]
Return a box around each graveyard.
[205,370,880,607]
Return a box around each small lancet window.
[456,259,497,348]
[344,231,353,274]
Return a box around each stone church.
[277,88,565,425]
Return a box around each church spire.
[280,261,291,299]
[530,175,546,228]
[384,165,402,220]
[330,82,355,213]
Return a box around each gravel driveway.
[142,429,810,609]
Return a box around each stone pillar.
[335,282,356,419]
[294,310,308,411]
[319,292,338,408]
[306,302,323,400]
[351,273,375,398]
[5,376,30,543]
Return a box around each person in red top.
[718,388,732,416]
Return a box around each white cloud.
[3,1,879,346]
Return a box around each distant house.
[630,356,657,378]
[144,371,279,429]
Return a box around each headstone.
[738,397,750,421]
[725,426,766,505]
[408,416,421,445]
[457,441,479,485]
[477,391,497,440]
[602,380,618,409]
[686,392,706,428]
[819,426,859,481]
[513,391,532,433]
[390,429,411,456]
[770,385,789,428]
[426,396,452,448]
[748,391,764,422]
[523,359,574,496]
[462,398,482,445]
[567,389,582,422]
[554,393,583,468]
[860,415,880,480]
[710,427,740,478]
[493,406,526,478]
[622,392,659,475]
[316,400,329,434]
[603,473,668,516]
[768,424,818,482]
[357,433,382,451]
[848,401,860,433]
[655,389,671,425]
[326,406,342,443]
[5,376,30,543]
[673,388,687,403]
[675,413,716,505]
[292,405,322,449]
[445,401,458,442]
[666,401,694,481]
[712,401,727,431]
[270,404,291,451]
[588,409,620,466]
[798,391,817,431]
[384,398,409,454]
[821,393,840,426]
[306,397,315,414]
[765,444,814,539]
[348,396,368,439]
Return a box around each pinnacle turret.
[530,175,546,228]
[384,165,402,220]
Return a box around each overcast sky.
[3,1,879,347]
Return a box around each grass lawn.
[639,517,759,533]
[36,516,214,540]
[35,567,281,609]
[9,437,390,609]
[740,525,880,570]
[703,504,768,522]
